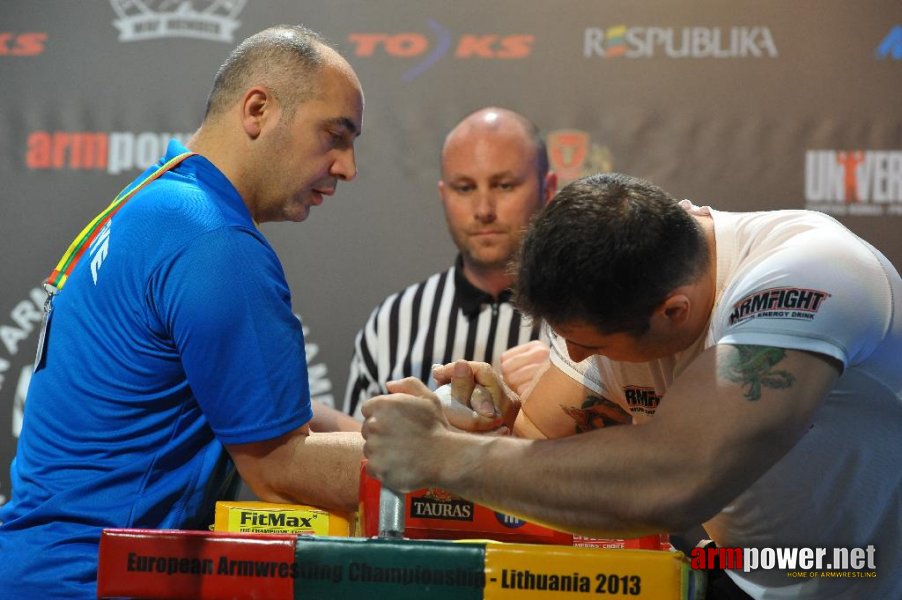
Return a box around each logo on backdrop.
[110,0,245,43]
[583,25,778,59]
[805,150,902,216]
[0,286,47,505]
[546,129,614,186]
[25,131,193,174]
[876,25,902,60]
[296,317,336,409]
[0,32,47,56]
[348,20,533,82]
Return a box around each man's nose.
[473,189,496,222]
[332,148,357,181]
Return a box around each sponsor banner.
[25,131,193,175]
[212,501,354,536]
[0,32,47,56]
[876,25,902,60]
[805,150,902,216]
[583,25,778,59]
[348,21,533,82]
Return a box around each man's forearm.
[243,431,364,514]
[434,425,711,537]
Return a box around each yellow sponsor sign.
[213,501,354,536]
[483,542,702,599]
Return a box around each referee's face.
[439,128,549,274]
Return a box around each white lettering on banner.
[0,293,44,356]
[805,150,902,215]
[0,287,43,504]
[25,131,193,173]
[0,288,44,401]
[584,26,778,59]
[743,545,877,572]
[0,356,7,398]
[299,319,336,408]
[107,132,193,175]
[12,365,29,438]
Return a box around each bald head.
[203,24,353,123]
[442,107,549,179]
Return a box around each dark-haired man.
[0,25,365,597]
[362,172,902,599]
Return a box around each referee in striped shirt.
[344,107,558,417]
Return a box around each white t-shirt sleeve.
[714,226,891,369]
[548,326,606,396]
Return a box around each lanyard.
[44,151,196,294]
[33,151,195,372]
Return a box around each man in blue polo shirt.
[0,25,365,597]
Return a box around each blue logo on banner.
[494,512,526,528]
[876,25,902,60]
[403,20,453,83]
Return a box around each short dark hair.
[515,172,709,336]
[204,25,330,121]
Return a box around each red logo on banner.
[349,33,532,59]
[0,33,47,56]
[548,130,590,181]
[348,20,533,82]
[546,129,614,184]
[24,130,193,174]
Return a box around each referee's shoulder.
[373,268,453,312]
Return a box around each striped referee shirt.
[344,256,543,417]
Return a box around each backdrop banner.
[1,1,900,507]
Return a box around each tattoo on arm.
[720,345,796,401]
[561,395,631,434]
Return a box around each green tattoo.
[720,345,795,401]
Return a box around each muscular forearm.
[282,431,363,513]
[235,431,364,514]
[433,347,840,536]
[433,425,714,537]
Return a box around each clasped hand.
[359,360,518,492]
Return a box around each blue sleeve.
[152,226,312,445]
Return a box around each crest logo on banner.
[546,129,614,185]
[110,0,245,43]
[876,25,902,60]
[804,150,902,216]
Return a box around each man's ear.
[241,86,275,140]
[542,171,558,205]
[658,291,691,327]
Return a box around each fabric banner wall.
[1,1,900,506]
